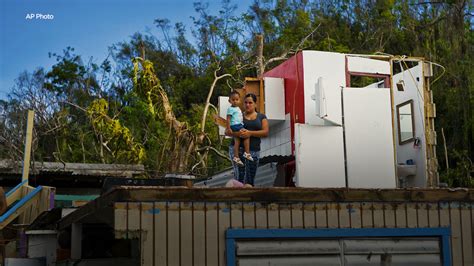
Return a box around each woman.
[225,93,269,186]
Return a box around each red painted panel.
[263,52,305,154]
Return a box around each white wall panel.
[294,124,346,187]
[303,51,346,126]
[218,96,231,136]
[264,77,286,121]
[343,88,396,188]
[347,56,391,75]
[392,63,427,187]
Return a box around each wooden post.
[21,110,34,186]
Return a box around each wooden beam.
[21,110,34,185]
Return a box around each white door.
[343,88,396,188]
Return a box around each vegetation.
[0,0,472,184]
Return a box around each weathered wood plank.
[180,202,193,266]
[461,202,473,265]
[339,203,350,228]
[279,203,291,228]
[417,203,429,228]
[206,203,219,266]
[303,203,315,228]
[406,203,418,228]
[218,203,230,266]
[427,203,439,227]
[255,202,267,229]
[230,203,243,229]
[350,203,362,228]
[384,203,396,228]
[154,202,167,266]
[361,202,373,228]
[450,202,462,266]
[267,203,279,229]
[242,203,255,229]
[114,202,127,239]
[315,203,327,228]
[193,202,206,266]
[394,203,407,228]
[291,203,304,228]
[327,203,339,228]
[167,202,180,266]
[127,202,141,239]
[141,202,154,266]
[372,203,384,228]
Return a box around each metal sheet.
[344,254,441,266]
[294,124,346,187]
[237,256,341,266]
[343,88,396,188]
[236,240,340,255]
[344,238,440,253]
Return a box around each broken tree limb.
[200,65,232,134]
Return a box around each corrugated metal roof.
[194,163,278,187]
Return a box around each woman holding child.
[226,92,269,186]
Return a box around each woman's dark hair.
[245,93,257,103]
[245,93,258,112]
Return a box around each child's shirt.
[227,106,243,126]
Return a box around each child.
[227,90,254,167]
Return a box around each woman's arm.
[240,118,269,138]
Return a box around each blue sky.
[0,0,253,99]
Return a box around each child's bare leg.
[243,137,250,154]
[234,137,241,158]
